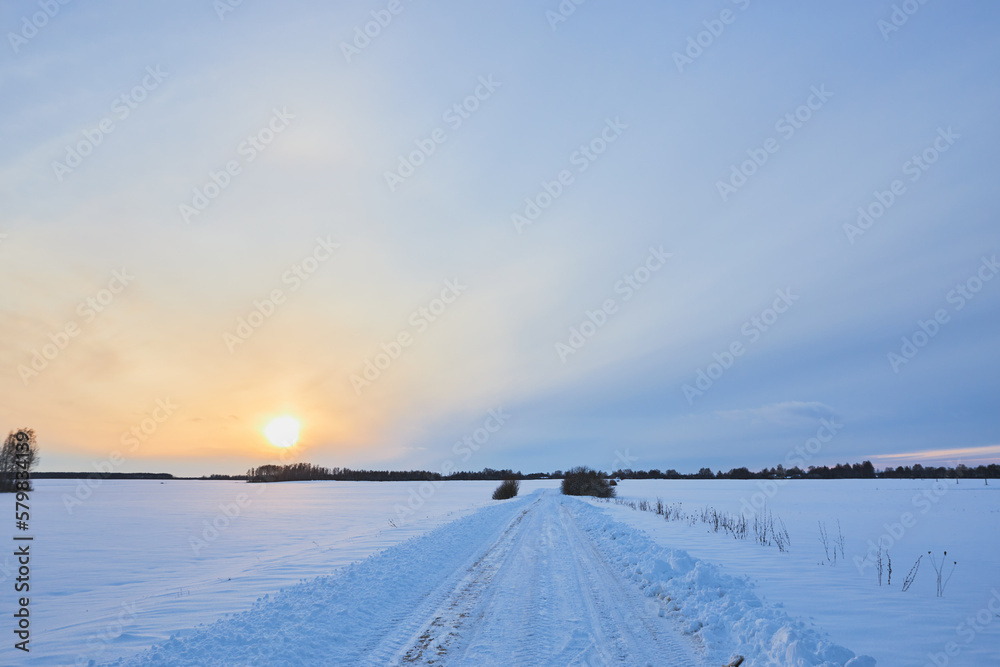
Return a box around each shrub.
[492,478,519,500]
[561,466,615,498]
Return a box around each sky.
[1,0,998,477]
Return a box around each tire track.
[397,492,704,666]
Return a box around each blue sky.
[1,0,998,475]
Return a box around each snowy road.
[113,491,703,666]
[385,493,701,666]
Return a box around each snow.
[110,491,701,666]
[4,479,558,666]
[4,478,997,666]
[574,497,874,665]
[593,479,1000,666]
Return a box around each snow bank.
[572,501,877,667]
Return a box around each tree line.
[246,460,999,483]
[245,463,541,483]
[611,461,1000,480]
[32,472,173,480]
[4,428,995,488]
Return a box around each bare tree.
[0,429,39,493]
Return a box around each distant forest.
[610,461,1000,480]
[244,461,1000,483]
[25,461,1000,483]
[34,471,174,480]
[246,463,532,483]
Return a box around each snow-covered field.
[3,479,997,665]
[599,479,1000,666]
[5,478,548,666]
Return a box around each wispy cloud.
[868,445,1000,466]
[716,401,840,427]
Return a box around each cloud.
[868,445,1000,466]
[716,401,840,427]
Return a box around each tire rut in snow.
[557,500,701,666]
[395,493,703,666]
[363,496,543,666]
[392,502,536,664]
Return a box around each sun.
[264,416,301,448]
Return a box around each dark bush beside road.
[561,466,615,498]
[492,478,519,500]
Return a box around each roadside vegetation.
[561,466,616,498]
[492,478,520,500]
